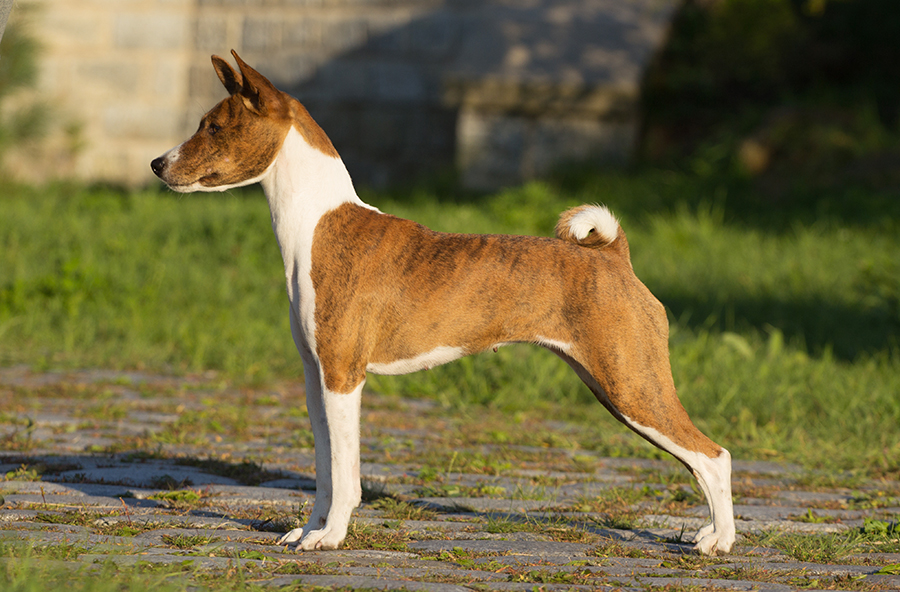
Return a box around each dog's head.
[151,50,335,192]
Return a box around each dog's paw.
[277,527,305,545]
[298,525,345,551]
[278,512,329,548]
[693,529,735,556]
[691,522,715,544]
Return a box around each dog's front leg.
[278,339,333,546]
[279,307,352,549]
[296,379,363,550]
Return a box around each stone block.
[263,52,319,87]
[77,59,142,95]
[529,117,635,173]
[198,0,254,6]
[407,12,459,61]
[310,60,371,102]
[457,109,636,190]
[372,62,426,103]
[19,0,676,187]
[282,18,322,48]
[321,18,369,54]
[189,63,228,105]
[444,76,637,119]
[35,59,72,96]
[358,107,406,153]
[281,17,370,54]
[103,105,183,140]
[114,13,189,49]
[195,15,228,51]
[41,10,110,50]
[457,110,526,190]
[242,16,282,51]
[82,148,132,184]
[304,103,361,150]
[367,22,411,56]
[153,60,187,99]
[281,0,326,6]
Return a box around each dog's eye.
[208,123,222,136]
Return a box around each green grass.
[744,519,900,564]
[1,171,899,473]
[161,533,219,549]
[0,184,292,380]
[0,550,268,592]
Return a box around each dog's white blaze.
[620,413,735,553]
[567,205,619,242]
[366,345,467,375]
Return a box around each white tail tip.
[555,204,619,247]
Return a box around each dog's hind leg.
[619,410,735,555]
[688,451,732,550]
[562,334,735,554]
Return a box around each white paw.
[693,530,735,556]
[277,527,305,545]
[691,522,715,543]
[299,525,345,550]
[278,513,326,547]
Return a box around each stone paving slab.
[1,367,899,590]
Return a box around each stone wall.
[6,0,675,189]
[0,0,13,42]
[6,0,198,183]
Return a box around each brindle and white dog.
[151,51,735,555]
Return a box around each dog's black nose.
[150,156,166,177]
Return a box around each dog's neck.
[258,124,373,333]
[260,125,361,241]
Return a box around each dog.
[151,50,735,555]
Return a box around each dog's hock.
[691,448,736,555]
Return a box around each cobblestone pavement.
[1,366,899,591]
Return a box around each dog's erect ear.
[212,55,242,95]
[231,50,278,117]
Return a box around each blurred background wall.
[2,0,897,191]
[0,0,676,189]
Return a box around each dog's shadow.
[1,452,697,554]
[363,486,698,555]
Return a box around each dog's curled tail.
[555,204,620,249]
